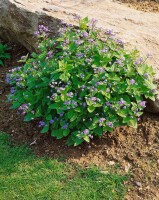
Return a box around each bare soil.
[117,0,159,13]
[0,42,159,200]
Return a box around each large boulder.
[146,91,159,113]
[0,0,159,112]
[0,0,64,52]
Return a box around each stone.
[146,90,159,113]
[0,0,159,73]
[0,0,159,112]
[135,181,142,187]
[0,0,63,52]
[108,161,115,166]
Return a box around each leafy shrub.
[6,17,156,146]
[0,43,10,66]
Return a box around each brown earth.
[0,42,159,200]
[117,0,159,13]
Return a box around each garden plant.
[0,43,10,66]
[6,16,156,146]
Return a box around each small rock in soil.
[108,161,115,166]
[135,181,142,187]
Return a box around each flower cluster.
[6,16,156,146]
[34,25,49,37]
[18,104,29,115]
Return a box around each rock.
[108,161,115,166]
[145,89,159,113]
[135,181,142,187]
[100,170,109,174]
[30,139,37,146]
[0,0,63,52]
[124,162,131,173]
[1,0,159,110]
[0,0,159,75]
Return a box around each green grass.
[0,132,127,200]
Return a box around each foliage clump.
[0,43,10,66]
[6,17,156,145]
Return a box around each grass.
[0,132,127,200]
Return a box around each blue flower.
[107,122,113,128]
[139,101,146,108]
[98,118,105,123]
[50,120,54,124]
[38,121,45,127]
[77,53,84,58]
[83,129,89,135]
[47,51,53,58]
[130,79,135,85]
[62,123,68,129]
[118,98,125,106]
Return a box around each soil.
[117,0,159,13]
[0,42,159,200]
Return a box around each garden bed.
[0,40,159,199]
[117,0,159,12]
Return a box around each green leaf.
[63,129,70,136]
[103,126,113,132]
[0,60,4,66]
[93,55,100,65]
[46,114,52,121]
[51,129,63,139]
[144,79,156,90]
[72,76,79,87]
[88,105,95,113]
[38,52,46,61]
[24,113,34,122]
[69,43,77,51]
[61,95,65,101]
[10,102,21,109]
[60,73,70,82]
[74,137,83,146]
[35,106,42,117]
[146,95,155,101]
[74,107,81,112]
[93,127,103,136]
[41,125,49,133]
[49,104,58,109]
[70,114,78,122]
[83,135,90,143]
[79,17,89,29]
[117,110,127,118]
[66,137,74,146]
[127,118,137,128]
[67,110,74,119]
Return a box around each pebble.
[108,161,115,166]
[100,170,109,174]
[135,181,142,187]
[124,163,131,173]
